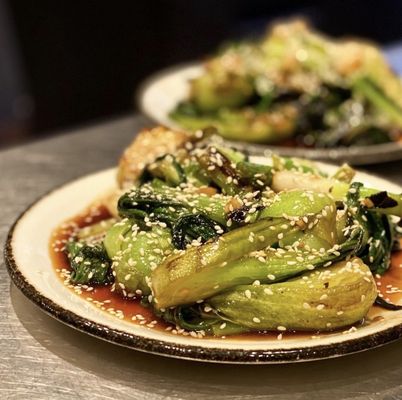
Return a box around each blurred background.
[1,0,402,148]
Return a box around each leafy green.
[345,182,394,274]
[142,154,186,187]
[208,259,377,331]
[66,241,112,285]
[172,213,224,250]
[104,220,173,295]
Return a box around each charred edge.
[375,296,402,311]
[367,191,398,209]
[228,206,251,224]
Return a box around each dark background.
[1,0,402,148]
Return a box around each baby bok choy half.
[65,140,402,337]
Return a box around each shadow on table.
[10,283,402,400]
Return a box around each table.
[1,115,402,400]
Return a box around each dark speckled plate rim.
[3,171,402,364]
[137,62,402,166]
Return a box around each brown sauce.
[50,204,402,341]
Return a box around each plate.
[138,63,402,165]
[4,164,402,364]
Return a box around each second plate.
[138,63,402,165]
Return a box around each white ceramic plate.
[138,63,402,165]
[5,164,402,363]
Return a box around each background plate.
[138,63,402,165]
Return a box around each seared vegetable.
[152,217,302,308]
[143,154,186,187]
[171,104,298,144]
[172,213,223,250]
[170,21,402,148]
[104,220,173,295]
[152,226,362,309]
[346,182,395,275]
[117,186,228,227]
[353,77,402,128]
[66,241,112,285]
[208,258,376,331]
[152,189,336,308]
[67,139,401,336]
[271,170,402,217]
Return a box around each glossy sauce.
[50,204,402,340]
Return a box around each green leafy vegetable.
[66,241,112,285]
[69,141,401,336]
[172,213,223,250]
[208,259,377,331]
[142,154,186,187]
[104,220,173,295]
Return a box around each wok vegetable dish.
[62,127,402,337]
[170,20,402,148]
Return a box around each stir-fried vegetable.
[66,241,112,285]
[208,258,377,332]
[170,20,402,147]
[103,220,173,295]
[65,140,402,337]
[271,170,402,217]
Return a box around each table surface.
[1,115,402,400]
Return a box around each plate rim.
[137,62,402,165]
[4,168,402,364]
